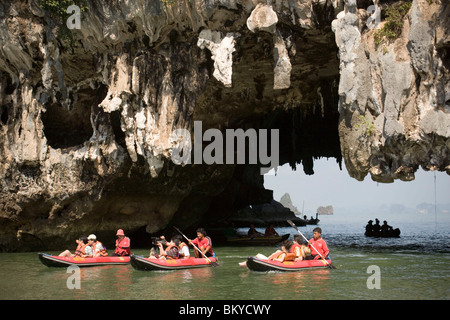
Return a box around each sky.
[263,158,450,221]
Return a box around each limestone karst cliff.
[0,0,448,251]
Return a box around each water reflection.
[66,265,132,299]
[260,269,331,299]
[131,267,215,300]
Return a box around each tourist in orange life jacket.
[291,235,311,261]
[113,229,131,256]
[87,234,108,257]
[238,240,294,267]
[267,239,295,262]
[59,236,88,257]
[188,228,214,258]
[305,227,330,260]
[158,236,180,260]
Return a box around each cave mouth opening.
[41,85,107,149]
[41,101,93,149]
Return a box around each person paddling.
[188,228,214,258]
[305,227,329,260]
[113,229,131,256]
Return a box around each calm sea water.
[0,216,449,301]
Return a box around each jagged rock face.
[0,0,448,251]
[333,0,450,182]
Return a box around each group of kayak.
[39,227,220,271]
[39,226,334,272]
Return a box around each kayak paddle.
[173,226,219,267]
[286,220,336,269]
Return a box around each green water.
[1,220,449,300]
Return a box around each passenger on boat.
[248,224,264,237]
[365,220,374,235]
[381,220,393,233]
[87,234,108,257]
[148,247,158,259]
[238,239,295,267]
[158,236,180,260]
[291,235,311,261]
[189,228,214,258]
[175,235,190,259]
[58,236,88,257]
[112,229,131,256]
[264,224,279,237]
[266,239,295,262]
[305,227,330,260]
[373,219,381,235]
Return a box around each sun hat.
[116,229,125,236]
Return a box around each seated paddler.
[305,227,330,260]
[189,228,214,258]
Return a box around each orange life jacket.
[290,244,301,255]
[94,241,108,256]
[268,251,295,262]
[290,244,309,260]
[291,244,303,258]
[73,243,87,257]
[164,243,179,260]
[284,252,296,261]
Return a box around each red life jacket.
[115,236,131,256]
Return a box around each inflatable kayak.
[246,256,332,272]
[38,253,130,267]
[226,234,289,246]
[130,254,219,271]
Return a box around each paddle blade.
[286,220,298,230]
